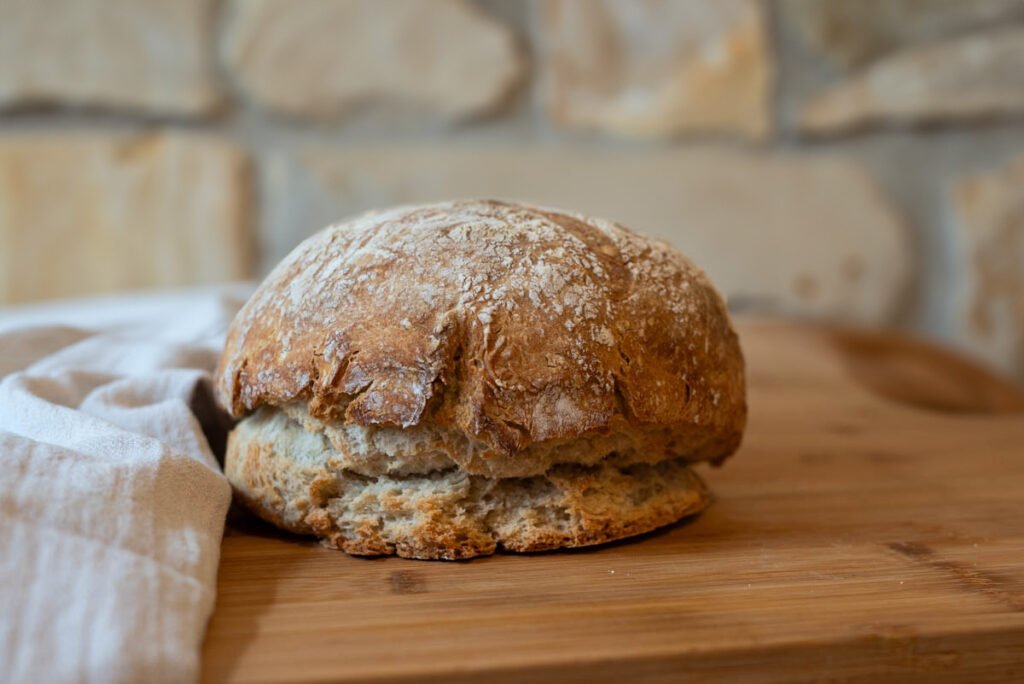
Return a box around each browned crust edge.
[215,200,746,467]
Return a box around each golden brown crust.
[215,200,746,466]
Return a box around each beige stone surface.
[265,146,910,323]
[0,0,220,114]
[541,0,772,139]
[952,154,1024,382]
[0,134,253,305]
[802,28,1024,134]
[782,0,1024,68]
[221,0,523,121]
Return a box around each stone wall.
[0,0,1022,383]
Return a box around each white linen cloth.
[0,285,253,684]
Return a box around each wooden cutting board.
[201,321,1024,683]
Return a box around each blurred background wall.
[0,0,1023,385]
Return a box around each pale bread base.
[225,409,712,560]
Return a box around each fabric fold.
[0,285,251,684]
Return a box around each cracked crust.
[226,407,712,560]
[215,200,746,466]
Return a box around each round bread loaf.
[216,200,745,559]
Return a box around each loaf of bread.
[216,200,746,559]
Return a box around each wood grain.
[201,321,1024,683]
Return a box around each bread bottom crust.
[225,410,712,560]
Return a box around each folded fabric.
[0,285,252,684]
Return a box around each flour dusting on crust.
[216,200,745,461]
